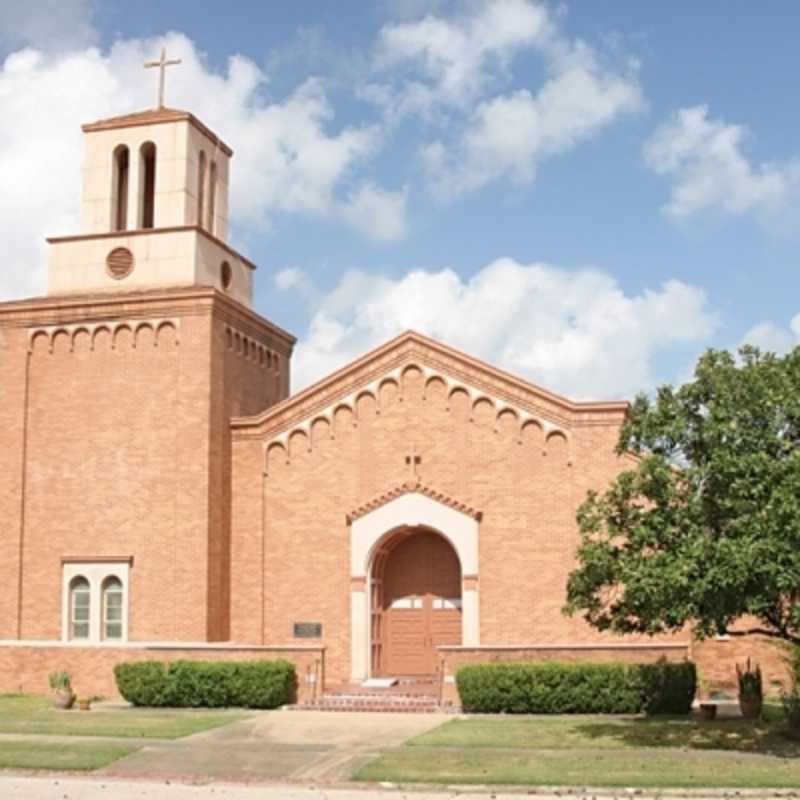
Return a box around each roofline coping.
[0,286,297,347]
[232,329,630,430]
[82,110,233,156]
[47,225,257,271]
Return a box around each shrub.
[638,660,697,715]
[456,662,641,714]
[455,660,696,715]
[114,661,172,707]
[113,659,295,709]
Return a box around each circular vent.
[221,260,232,290]
[106,247,134,280]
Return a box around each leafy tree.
[565,346,800,645]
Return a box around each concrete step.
[288,692,448,713]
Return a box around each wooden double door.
[376,530,462,676]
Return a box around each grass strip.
[0,694,247,739]
[0,741,138,771]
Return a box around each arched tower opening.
[111,145,129,232]
[197,150,206,227]
[207,160,217,234]
[139,141,157,229]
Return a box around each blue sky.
[1,1,798,398]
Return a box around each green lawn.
[355,713,800,789]
[411,713,800,756]
[0,694,248,739]
[0,741,138,771]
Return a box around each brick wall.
[0,644,324,703]
[0,287,293,647]
[0,324,27,638]
[230,338,689,685]
[692,634,793,699]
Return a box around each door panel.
[385,608,428,675]
[381,531,462,676]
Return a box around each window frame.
[61,560,131,645]
[101,576,124,641]
[68,576,91,641]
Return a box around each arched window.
[102,576,124,641]
[139,142,157,229]
[112,145,129,232]
[207,160,217,234]
[197,150,206,227]
[69,577,91,640]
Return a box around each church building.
[0,100,776,705]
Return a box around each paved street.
[1,776,796,800]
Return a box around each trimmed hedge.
[114,659,295,708]
[638,660,697,715]
[455,660,696,715]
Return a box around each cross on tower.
[144,48,182,109]
[405,446,421,483]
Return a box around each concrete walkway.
[0,776,794,800]
[98,709,444,783]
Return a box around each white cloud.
[0,0,96,51]
[426,63,642,197]
[275,266,311,292]
[645,105,800,231]
[741,314,800,354]
[339,182,409,241]
[280,258,716,398]
[368,0,642,198]
[273,266,320,306]
[0,32,397,299]
[373,0,552,115]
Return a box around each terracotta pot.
[53,690,76,710]
[698,703,717,721]
[78,698,91,712]
[739,695,763,719]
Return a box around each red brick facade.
[0,297,788,700]
[0,287,293,662]
[0,108,787,704]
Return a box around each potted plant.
[736,658,763,719]
[49,671,75,710]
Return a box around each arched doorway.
[371,527,462,676]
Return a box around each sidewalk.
[100,709,444,783]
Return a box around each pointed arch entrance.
[371,527,461,676]
[348,487,481,681]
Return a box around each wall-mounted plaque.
[294,622,322,638]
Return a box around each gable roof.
[82,107,233,156]
[232,330,629,445]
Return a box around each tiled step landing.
[289,678,456,713]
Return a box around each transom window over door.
[69,577,91,640]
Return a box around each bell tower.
[47,90,253,305]
[0,54,295,647]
